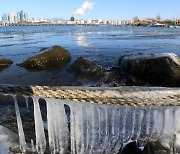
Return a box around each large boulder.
[119,53,180,87]
[19,46,71,71]
[71,57,104,78]
[0,58,13,72]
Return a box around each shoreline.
[0,23,177,27]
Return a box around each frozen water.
[10,94,180,153]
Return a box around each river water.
[0,26,180,86]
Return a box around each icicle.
[69,103,76,154]
[89,105,101,153]
[174,108,180,152]
[131,107,143,141]
[105,106,120,153]
[33,97,46,154]
[46,98,69,154]
[147,108,156,140]
[31,139,36,152]
[159,107,176,150]
[113,106,128,153]
[111,106,123,153]
[123,107,135,147]
[24,96,29,108]
[152,108,165,139]
[13,95,27,153]
[97,105,109,153]
[69,102,91,154]
[137,108,151,151]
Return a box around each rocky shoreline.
[1,45,179,88]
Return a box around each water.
[0,26,180,86]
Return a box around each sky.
[0,0,180,20]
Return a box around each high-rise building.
[9,13,18,22]
[17,12,21,22]
[1,11,28,23]
[17,10,28,22]
[24,12,28,21]
[2,13,9,21]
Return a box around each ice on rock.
[11,94,180,154]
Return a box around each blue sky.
[0,0,180,20]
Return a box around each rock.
[121,142,143,154]
[119,53,180,87]
[0,58,13,72]
[100,66,123,87]
[145,139,175,154]
[19,46,71,71]
[71,57,104,78]
[100,67,145,87]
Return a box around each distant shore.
[0,22,179,27]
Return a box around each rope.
[0,85,179,106]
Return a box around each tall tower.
[17,11,28,22]
[24,12,28,21]
[17,12,21,22]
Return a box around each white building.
[9,13,18,23]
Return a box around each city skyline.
[1,10,28,22]
[0,0,180,20]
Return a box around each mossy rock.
[0,58,13,72]
[19,46,71,71]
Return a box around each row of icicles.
[11,94,180,154]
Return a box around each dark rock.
[121,142,143,154]
[71,57,104,78]
[144,140,173,154]
[119,53,180,87]
[18,46,71,71]
[0,58,13,72]
[100,69,122,87]
[120,73,146,86]
[100,67,145,87]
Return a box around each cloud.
[73,1,95,17]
